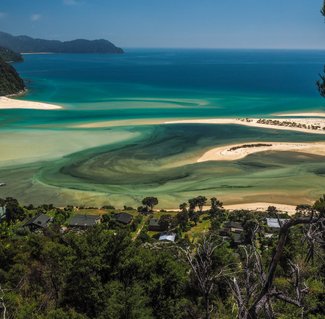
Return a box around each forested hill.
[0,46,23,62]
[0,55,25,96]
[0,31,124,54]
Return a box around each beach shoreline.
[162,202,298,214]
[0,96,62,110]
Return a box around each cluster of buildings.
[22,212,177,242]
[219,218,288,245]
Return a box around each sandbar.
[165,118,325,134]
[273,112,325,118]
[197,141,325,162]
[0,97,62,110]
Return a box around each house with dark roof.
[24,213,51,231]
[148,218,161,231]
[219,221,244,246]
[115,213,133,225]
[68,214,101,228]
[219,221,244,237]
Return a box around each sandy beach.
[224,202,297,214]
[164,202,297,214]
[165,118,325,134]
[0,97,62,110]
[197,141,325,162]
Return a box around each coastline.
[163,202,297,214]
[224,202,297,215]
[197,141,325,162]
[0,96,62,110]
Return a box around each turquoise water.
[1,49,325,206]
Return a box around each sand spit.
[197,141,325,162]
[0,97,62,110]
[165,118,325,134]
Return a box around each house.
[224,221,244,233]
[159,233,176,242]
[266,218,288,231]
[148,218,161,231]
[115,213,133,225]
[24,213,51,231]
[219,221,243,236]
[219,221,244,245]
[69,215,101,228]
[0,206,6,221]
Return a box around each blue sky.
[0,0,325,49]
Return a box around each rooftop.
[69,214,101,227]
[25,213,50,228]
[159,233,176,242]
[266,218,289,229]
[115,213,133,225]
[149,218,160,227]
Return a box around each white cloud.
[31,14,42,22]
[63,0,79,5]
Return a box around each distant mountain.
[0,56,25,96]
[0,31,124,54]
[0,46,23,62]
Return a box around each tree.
[179,202,188,213]
[313,194,325,216]
[159,214,174,231]
[230,197,325,319]
[177,207,189,231]
[4,197,25,224]
[178,236,234,319]
[196,196,207,213]
[100,281,152,319]
[188,196,207,213]
[209,197,224,219]
[141,197,158,212]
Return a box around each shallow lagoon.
[1,49,325,206]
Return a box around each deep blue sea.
[9,49,325,127]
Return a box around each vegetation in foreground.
[0,194,324,319]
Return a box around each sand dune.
[197,141,325,162]
[0,97,62,110]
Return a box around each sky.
[0,0,325,49]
